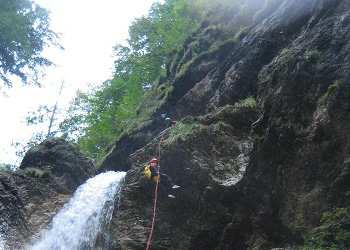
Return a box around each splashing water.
[0,236,5,250]
[30,171,126,250]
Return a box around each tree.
[0,163,13,171]
[13,81,65,166]
[0,0,61,87]
[47,81,64,137]
[12,132,45,167]
[60,0,204,160]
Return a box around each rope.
[146,124,169,250]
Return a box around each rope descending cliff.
[146,123,169,250]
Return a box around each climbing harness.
[146,123,169,250]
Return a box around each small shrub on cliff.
[309,50,321,62]
[253,134,265,151]
[233,26,251,42]
[280,48,290,56]
[289,213,307,238]
[276,47,291,63]
[292,207,350,250]
[164,122,203,145]
[234,96,257,108]
[0,163,13,172]
[324,80,340,99]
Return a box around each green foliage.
[113,0,201,86]
[320,207,350,225]
[11,132,45,168]
[309,50,321,62]
[0,163,13,172]
[234,96,257,108]
[60,0,204,160]
[23,167,52,178]
[289,213,307,232]
[253,134,265,141]
[0,0,61,87]
[59,0,263,160]
[189,41,201,55]
[253,134,265,151]
[233,26,251,42]
[275,47,291,63]
[164,121,202,145]
[25,104,61,137]
[280,48,290,56]
[174,37,236,81]
[292,207,350,250]
[324,80,340,99]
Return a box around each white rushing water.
[30,171,126,250]
[0,236,4,250]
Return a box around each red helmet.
[151,157,158,163]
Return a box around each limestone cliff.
[98,0,350,249]
[1,0,350,249]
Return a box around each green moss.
[163,122,203,145]
[115,83,174,142]
[253,134,264,151]
[310,50,321,62]
[174,38,236,82]
[189,41,200,55]
[254,134,264,141]
[324,80,340,99]
[280,48,289,56]
[275,47,291,63]
[233,26,251,42]
[23,168,52,178]
[234,96,257,108]
[0,163,13,172]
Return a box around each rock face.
[112,106,258,249]
[2,0,350,249]
[101,0,350,249]
[20,137,94,193]
[0,138,94,249]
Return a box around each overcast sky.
[0,0,160,166]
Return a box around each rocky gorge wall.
[100,0,350,249]
[0,138,94,249]
[1,0,350,249]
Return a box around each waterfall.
[30,171,126,250]
[0,236,4,250]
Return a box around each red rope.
[146,124,169,250]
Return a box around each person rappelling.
[165,117,176,127]
[144,157,180,198]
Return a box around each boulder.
[20,137,94,192]
[1,137,95,249]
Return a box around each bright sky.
[0,0,160,166]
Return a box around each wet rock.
[1,137,95,249]
[4,0,350,249]
[107,0,350,249]
[20,137,94,192]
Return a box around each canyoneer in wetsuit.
[144,158,180,198]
